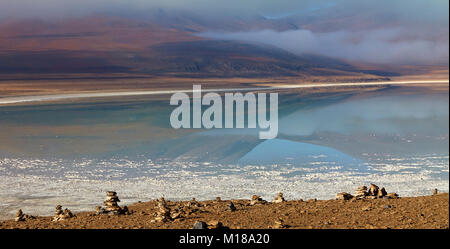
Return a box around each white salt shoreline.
[0,79,448,106]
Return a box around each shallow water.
[0,88,448,219]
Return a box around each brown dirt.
[1,194,448,229]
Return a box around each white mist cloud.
[200,28,449,65]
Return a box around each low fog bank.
[200,28,449,65]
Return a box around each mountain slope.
[0,15,391,79]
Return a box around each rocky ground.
[1,191,448,229]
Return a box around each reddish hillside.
[0,16,201,52]
[0,15,396,78]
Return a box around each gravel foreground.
[0,193,448,229]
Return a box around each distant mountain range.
[0,13,402,78]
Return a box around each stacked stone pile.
[14,209,34,222]
[354,186,368,199]
[96,191,129,215]
[52,205,74,221]
[104,191,121,214]
[336,184,400,200]
[154,204,171,222]
[15,209,25,222]
[152,197,179,222]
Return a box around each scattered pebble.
[272,192,286,203]
[192,221,208,229]
[228,202,236,212]
[250,195,267,206]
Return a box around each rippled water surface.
[0,87,448,219]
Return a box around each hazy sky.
[0,0,448,23]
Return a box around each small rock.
[187,198,201,208]
[362,206,372,211]
[433,189,438,195]
[227,202,236,212]
[272,192,286,203]
[250,195,267,205]
[122,206,130,215]
[207,220,223,229]
[387,193,399,199]
[273,218,287,229]
[335,192,353,200]
[62,208,74,219]
[368,184,379,196]
[384,205,392,209]
[377,187,387,197]
[95,206,106,215]
[170,212,182,219]
[192,221,208,229]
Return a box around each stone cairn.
[272,192,286,203]
[96,191,129,215]
[52,205,74,221]
[336,184,399,201]
[250,195,267,206]
[154,198,171,222]
[354,186,368,199]
[14,209,35,222]
[151,197,188,222]
[152,197,182,222]
[335,192,353,200]
[15,209,25,222]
